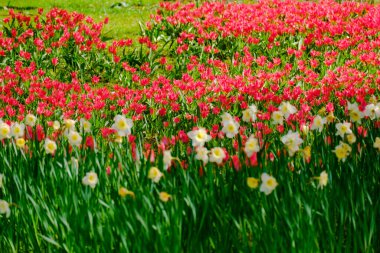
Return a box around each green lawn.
[0,0,160,39]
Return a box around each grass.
[0,0,160,39]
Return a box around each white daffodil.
[10,122,25,138]
[244,136,260,158]
[82,171,98,188]
[112,115,133,137]
[0,122,10,140]
[209,147,226,165]
[349,108,364,123]
[242,105,258,122]
[53,120,61,130]
[318,171,328,189]
[221,119,239,138]
[80,119,92,133]
[187,127,211,147]
[44,138,57,155]
[347,101,359,111]
[163,150,172,171]
[195,146,209,164]
[347,101,364,123]
[376,102,380,118]
[221,112,233,126]
[364,104,378,120]
[271,111,284,125]
[311,115,326,132]
[335,122,352,138]
[260,173,278,195]
[67,131,82,147]
[25,114,37,127]
[280,130,303,157]
[0,199,11,217]
[63,119,76,135]
[278,101,297,119]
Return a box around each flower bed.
[0,1,379,251]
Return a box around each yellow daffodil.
[148,167,163,183]
[118,187,135,198]
[247,177,259,189]
[159,192,171,202]
[16,138,26,148]
[373,137,380,151]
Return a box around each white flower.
[349,108,364,123]
[376,103,380,118]
[163,150,172,170]
[0,122,10,140]
[364,104,378,120]
[311,115,326,132]
[260,173,278,195]
[63,119,76,135]
[112,115,133,137]
[280,130,303,157]
[67,131,82,147]
[221,119,239,138]
[80,119,92,133]
[53,120,60,130]
[82,171,98,188]
[195,146,209,164]
[25,114,37,127]
[44,138,57,155]
[187,128,211,147]
[209,147,226,165]
[278,101,297,119]
[242,105,258,122]
[335,122,352,138]
[0,199,11,217]
[347,101,359,111]
[271,111,284,125]
[10,122,25,138]
[374,137,380,151]
[221,112,233,126]
[244,136,260,158]
[318,171,328,189]
[347,101,364,123]
[346,134,356,144]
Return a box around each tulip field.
[0,0,380,251]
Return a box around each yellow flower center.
[266,178,275,187]
[196,132,205,141]
[227,124,235,132]
[117,120,126,129]
[47,143,55,151]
